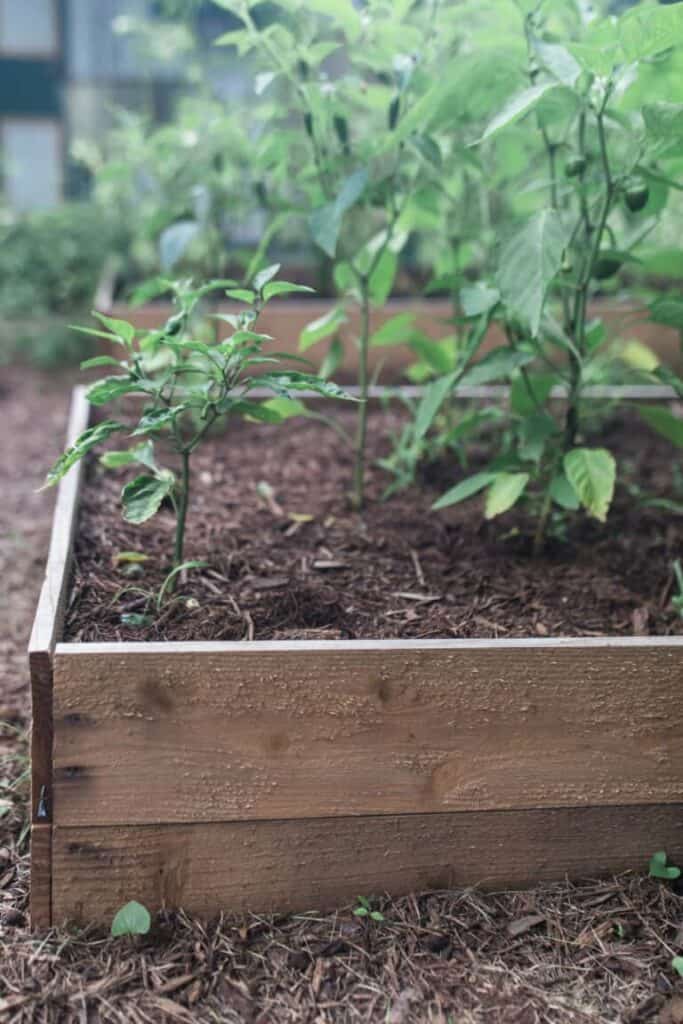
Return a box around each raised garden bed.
[96,286,683,378]
[29,386,683,929]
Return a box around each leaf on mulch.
[507,913,546,937]
[659,995,683,1023]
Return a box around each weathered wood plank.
[52,803,683,924]
[108,298,683,373]
[30,825,52,929]
[29,386,90,832]
[53,639,683,826]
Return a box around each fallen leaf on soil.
[248,576,289,590]
[632,606,650,636]
[507,913,546,937]
[155,972,196,995]
[658,995,683,1023]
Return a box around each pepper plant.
[430,0,683,551]
[45,270,353,570]
[211,0,484,508]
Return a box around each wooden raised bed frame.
[30,387,683,928]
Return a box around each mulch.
[65,403,682,643]
[1,367,683,1023]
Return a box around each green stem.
[532,466,556,559]
[174,450,191,570]
[352,279,371,510]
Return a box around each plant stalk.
[174,450,191,570]
[352,280,371,510]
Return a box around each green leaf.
[497,210,569,336]
[461,283,500,318]
[649,297,683,329]
[80,355,121,370]
[225,288,256,303]
[122,473,175,525]
[649,849,681,880]
[485,473,529,519]
[261,397,309,420]
[510,373,556,416]
[532,40,582,86]
[409,335,457,376]
[112,551,149,565]
[231,400,285,423]
[563,448,616,522]
[309,168,368,257]
[519,412,557,462]
[91,311,135,348]
[673,957,683,978]
[256,372,357,401]
[638,406,683,448]
[459,349,534,387]
[252,263,281,292]
[44,420,125,487]
[100,441,157,471]
[159,220,200,272]
[130,407,185,436]
[414,373,457,441]
[299,307,347,351]
[620,341,659,373]
[550,473,580,511]
[370,312,416,348]
[619,3,683,64]
[110,900,151,937]
[262,281,315,300]
[477,83,560,143]
[86,376,148,406]
[120,613,153,628]
[432,472,497,511]
[368,250,397,305]
[320,336,344,379]
[643,102,683,139]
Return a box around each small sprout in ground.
[672,956,683,978]
[111,900,151,937]
[649,850,681,881]
[120,612,153,628]
[353,895,384,922]
[671,560,683,618]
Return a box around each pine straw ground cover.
[2,368,683,1023]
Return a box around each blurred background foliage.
[0,0,681,367]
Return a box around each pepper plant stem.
[352,279,371,510]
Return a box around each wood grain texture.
[30,825,52,929]
[29,386,90,824]
[107,298,683,374]
[52,803,683,924]
[53,639,683,827]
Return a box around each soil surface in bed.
[65,407,682,642]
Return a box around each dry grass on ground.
[1,367,683,1023]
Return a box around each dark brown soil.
[65,406,682,643]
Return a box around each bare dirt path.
[0,367,681,1023]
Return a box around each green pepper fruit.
[624,182,649,212]
[388,96,400,131]
[163,311,186,337]
[565,155,587,178]
[593,255,622,280]
[333,115,349,149]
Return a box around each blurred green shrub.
[0,202,125,368]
